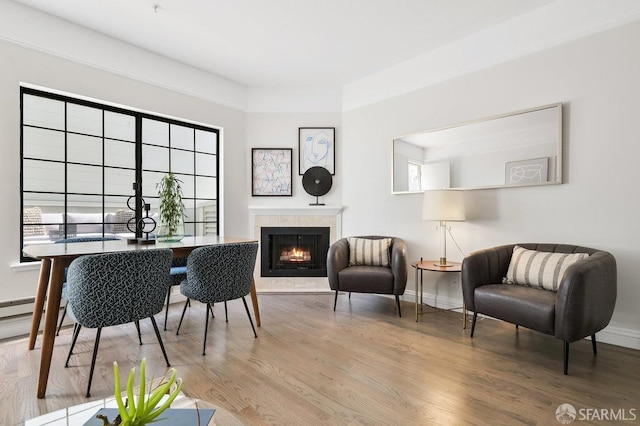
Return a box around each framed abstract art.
[298,127,335,175]
[251,148,293,196]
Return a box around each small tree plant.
[156,173,185,240]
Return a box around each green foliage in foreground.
[98,358,184,426]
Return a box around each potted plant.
[96,358,183,426]
[156,173,185,242]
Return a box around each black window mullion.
[64,101,69,239]
[135,115,143,239]
[102,110,106,237]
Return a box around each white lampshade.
[422,190,466,221]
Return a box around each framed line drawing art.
[299,127,335,175]
[505,157,549,185]
[252,148,293,196]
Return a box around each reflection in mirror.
[393,103,562,192]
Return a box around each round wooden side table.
[411,259,466,328]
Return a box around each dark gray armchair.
[462,243,617,374]
[327,236,408,316]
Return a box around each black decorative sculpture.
[302,166,333,206]
[127,182,156,244]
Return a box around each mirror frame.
[392,103,563,193]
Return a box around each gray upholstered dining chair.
[176,242,259,355]
[54,236,120,336]
[163,256,188,330]
[64,249,173,397]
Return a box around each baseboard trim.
[595,325,640,350]
[403,289,640,350]
[258,289,334,295]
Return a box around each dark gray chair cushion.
[474,284,557,335]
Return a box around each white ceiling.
[12,0,556,88]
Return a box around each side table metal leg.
[419,271,423,309]
[415,266,419,322]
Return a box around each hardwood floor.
[2,294,639,425]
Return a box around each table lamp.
[422,189,465,267]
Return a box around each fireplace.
[261,226,330,277]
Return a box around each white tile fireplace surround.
[249,205,343,293]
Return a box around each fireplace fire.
[261,226,329,277]
[280,248,312,263]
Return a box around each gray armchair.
[327,236,408,316]
[462,243,617,374]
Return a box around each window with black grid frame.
[20,86,219,261]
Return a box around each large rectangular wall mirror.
[392,103,562,193]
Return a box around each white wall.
[341,21,640,348]
[245,112,343,209]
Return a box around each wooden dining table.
[22,235,261,399]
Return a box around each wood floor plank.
[1,294,639,425]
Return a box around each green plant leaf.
[126,367,136,418]
[143,369,177,417]
[144,378,184,422]
[136,358,147,419]
[113,362,130,422]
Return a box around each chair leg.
[163,288,171,331]
[176,299,190,335]
[203,303,211,356]
[395,295,402,317]
[564,341,570,375]
[349,292,351,299]
[135,320,142,345]
[470,312,478,337]
[65,323,82,368]
[591,334,598,355]
[333,290,338,311]
[149,316,170,368]
[224,301,228,322]
[242,296,258,338]
[516,324,519,330]
[56,305,67,336]
[208,303,215,319]
[86,328,102,398]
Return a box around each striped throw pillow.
[505,246,589,291]
[348,238,391,267]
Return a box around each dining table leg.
[37,259,67,398]
[29,258,52,350]
[250,278,261,327]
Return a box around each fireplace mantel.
[250,205,343,293]
[248,205,343,216]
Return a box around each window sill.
[10,262,41,272]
